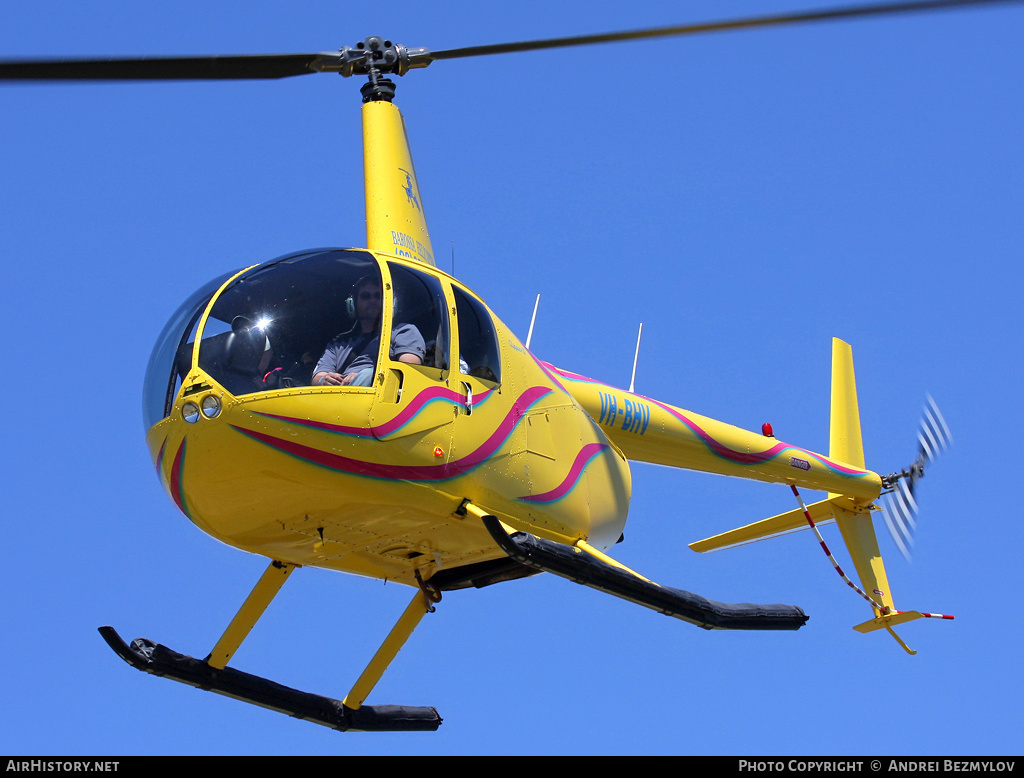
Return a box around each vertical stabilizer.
[362,99,436,266]
[829,338,894,615]
[829,338,865,471]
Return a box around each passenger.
[312,276,424,387]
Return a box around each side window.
[388,263,449,372]
[453,286,501,384]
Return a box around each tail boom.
[543,362,881,502]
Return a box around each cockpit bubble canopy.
[143,249,382,429]
[142,247,501,433]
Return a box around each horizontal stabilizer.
[853,610,924,633]
[99,626,441,732]
[481,516,807,631]
[690,496,838,553]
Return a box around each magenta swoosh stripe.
[169,437,191,519]
[541,362,599,385]
[232,386,552,481]
[539,363,866,476]
[253,385,494,438]
[646,397,868,475]
[533,358,570,392]
[539,364,788,464]
[155,435,168,472]
[520,442,609,502]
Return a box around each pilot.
[313,275,424,387]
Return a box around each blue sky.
[2,0,1022,756]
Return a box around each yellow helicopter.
[3,0,978,734]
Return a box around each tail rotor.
[879,395,952,559]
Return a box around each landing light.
[182,402,200,423]
[202,395,222,419]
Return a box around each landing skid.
[478,512,808,630]
[99,558,442,732]
[99,626,441,732]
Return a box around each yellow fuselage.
[146,248,880,594]
[146,253,633,587]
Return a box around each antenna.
[628,323,643,394]
[525,294,541,350]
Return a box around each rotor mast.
[346,37,436,266]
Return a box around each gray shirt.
[314,323,425,379]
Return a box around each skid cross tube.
[208,560,295,669]
[343,587,434,709]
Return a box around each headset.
[345,274,382,319]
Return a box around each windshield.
[143,269,235,431]
[196,249,381,396]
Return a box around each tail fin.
[829,338,865,472]
[827,338,896,617]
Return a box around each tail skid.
[852,610,954,656]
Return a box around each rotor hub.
[312,37,434,81]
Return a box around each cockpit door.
[444,283,509,471]
[368,262,456,450]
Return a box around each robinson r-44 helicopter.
[3,0,978,733]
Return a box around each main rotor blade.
[0,53,324,81]
[2,0,1017,83]
[431,0,1020,61]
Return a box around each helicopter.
[4,1,997,737]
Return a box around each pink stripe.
[534,359,570,393]
[541,362,609,386]
[155,435,168,472]
[520,443,609,502]
[543,363,867,475]
[232,386,552,481]
[169,438,188,518]
[255,385,494,438]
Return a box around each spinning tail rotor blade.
[919,394,953,462]
[881,482,917,559]
[879,396,951,559]
[898,473,920,514]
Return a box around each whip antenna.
[525,294,541,350]
[628,323,643,394]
